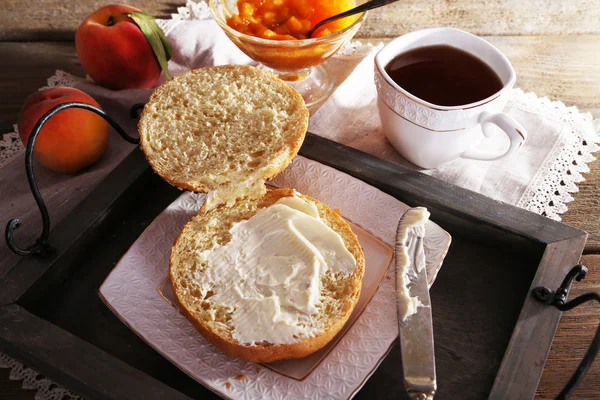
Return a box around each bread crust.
[138,65,309,193]
[170,188,365,363]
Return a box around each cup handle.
[461,112,527,161]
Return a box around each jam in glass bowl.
[209,0,366,110]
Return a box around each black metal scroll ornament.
[5,101,141,258]
[533,264,600,400]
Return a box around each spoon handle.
[308,0,402,38]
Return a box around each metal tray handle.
[533,264,600,400]
[5,102,140,258]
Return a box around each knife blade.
[396,209,437,400]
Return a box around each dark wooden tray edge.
[490,235,587,399]
[0,303,193,400]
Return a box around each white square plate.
[99,156,451,399]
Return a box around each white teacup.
[374,27,527,169]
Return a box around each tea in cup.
[374,28,527,169]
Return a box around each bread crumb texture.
[170,189,365,363]
[139,65,308,193]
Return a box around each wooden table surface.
[0,1,598,399]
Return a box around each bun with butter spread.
[139,65,365,363]
[170,188,365,362]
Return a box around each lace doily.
[0,128,24,169]
[0,353,80,400]
[43,70,86,90]
[510,89,600,220]
[156,0,213,34]
[171,0,212,20]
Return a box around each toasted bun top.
[139,65,309,192]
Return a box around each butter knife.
[395,209,437,400]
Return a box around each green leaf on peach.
[128,12,173,80]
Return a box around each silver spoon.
[307,0,402,38]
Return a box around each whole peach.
[18,87,110,173]
[75,4,162,90]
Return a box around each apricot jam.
[226,0,358,40]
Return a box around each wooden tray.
[0,133,586,400]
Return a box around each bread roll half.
[138,65,308,193]
[170,189,365,363]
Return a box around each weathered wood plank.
[1,0,600,41]
[486,36,600,119]
[536,254,600,399]
[0,0,176,41]
[562,158,600,253]
[0,42,83,133]
[357,0,600,38]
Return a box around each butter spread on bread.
[194,194,357,345]
[170,189,365,363]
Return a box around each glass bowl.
[209,0,366,109]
